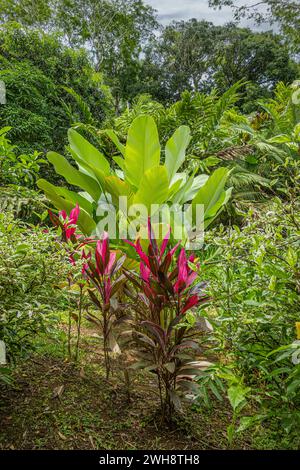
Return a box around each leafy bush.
[0,127,45,187]
[0,211,70,367]
[0,186,46,224]
[202,195,300,437]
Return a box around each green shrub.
[0,126,45,187]
[201,195,300,438]
[0,211,70,366]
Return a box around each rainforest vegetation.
[0,0,300,451]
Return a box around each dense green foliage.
[0,126,44,186]
[0,212,70,368]
[0,0,300,451]
[0,22,113,153]
[0,1,158,111]
[209,0,300,51]
[138,21,298,105]
[201,194,300,438]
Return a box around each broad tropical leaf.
[191,167,230,223]
[133,166,169,212]
[37,179,93,215]
[68,128,110,175]
[125,115,160,187]
[105,129,125,156]
[165,125,191,183]
[47,151,101,202]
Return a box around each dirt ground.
[0,323,276,450]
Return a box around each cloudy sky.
[146,0,262,28]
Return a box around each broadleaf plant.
[38,116,231,241]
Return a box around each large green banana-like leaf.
[191,167,230,222]
[47,151,101,202]
[69,148,107,192]
[172,173,195,205]
[104,176,133,207]
[165,125,191,183]
[37,179,93,215]
[113,156,126,171]
[69,150,98,181]
[38,182,96,235]
[181,174,209,203]
[169,172,209,205]
[68,128,110,175]
[203,188,232,228]
[105,129,125,156]
[125,115,160,187]
[168,177,185,200]
[205,187,232,219]
[133,166,169,212]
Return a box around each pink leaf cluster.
[125,218,209,317]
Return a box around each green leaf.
[165,362,176,373]
[287,379,300,396]
[181,174,209,203]
[113,156,126,171]
[286,247,298,267]
[205,187,232,219]
[267,134,291,144]
[68,128,110,175]
[237,415,266,433]
[105,129,125,156]
[47,151,101,202]
[104,176,133,207]
[227,423,235,444]
[165,125,191,182]
[202,156,221,167]
[15,243,30,254]
[191,167,230,222]
[125,115,160,187]
[38,182,96,235]
[168,177,184,200]
[171,172,195,204]
[245,155,258,164]
[227,384,250,412]
[133,166,169,212]
[37,179,93,215]
[69,147,107,191]
[209,381,223,401]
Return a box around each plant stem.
[75,284,83,362]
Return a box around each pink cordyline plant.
[48,204,94,273]
[84,232,126,379]
[48,204,80,243]
[125,218,208,320]
[124,218,211,420]
[48,206,125,378]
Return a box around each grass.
[0,316,297,450]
